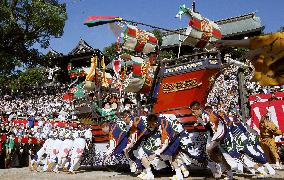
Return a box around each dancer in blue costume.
[104,110,132,165]
[134,113,189,180]
[219,111,275,176]
[202,105,233,180]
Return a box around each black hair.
[204,106,213,111]
[123,98,134,106]
[120,110,131,117]
[146,113,158,123]
[190,101,200,108]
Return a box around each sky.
[43,0,284,55]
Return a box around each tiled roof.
[162,12,263,47]
[46,48,63,59]
[68,39,94,55]
[216,12,263,37]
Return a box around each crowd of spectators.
[0,83,76,122]
[207,64,284,114]
[1,65,283,123]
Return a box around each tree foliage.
[0,67,47,95]
[151,29,163,46]
[102,42,117,61]
[158,50,176,60]
[0,0,67,74]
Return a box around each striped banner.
[183,9,222,49]
[123,25,158,54]
[248,98,284,134]
[86,56,97,81]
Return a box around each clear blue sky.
[44,0,284,54]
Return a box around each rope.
[121,19,218,46]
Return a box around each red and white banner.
[248,92,284,105]
[248,94,284,133]
[0,119,78,128]
[122,25,158,54]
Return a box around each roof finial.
[192,0,196,12]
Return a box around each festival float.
[61,2,274,168]
[67,3,223,168]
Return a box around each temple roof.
[216,12,263,37]
[68,38,94,55]
[46,48,63,59]
[162,12,264,47]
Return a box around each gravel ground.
[1,167,284,180]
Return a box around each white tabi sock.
[180,165,189,177]
[264,163,276,175]
[175,168,183,180]
[257,166,267,175]
[146,168,153,175]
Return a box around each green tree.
[151,29,163,46]
[0,67,47,95]
[158,50,176,60]
[0,0,67,74]
[103,42,117,61]
[17,67,47,89]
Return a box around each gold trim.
[162,78,202,93]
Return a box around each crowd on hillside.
[207,65,284,114]
[0,84,76,122]
[0,64,283,123]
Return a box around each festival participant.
[259,111,283,169]
[27,114,35,129]
[57,132,74,172]
[191,104,226,178]
[230,111,276,175]
[218,111,272,177]
[107,93,119,110]
[158,114,191,180]
[92,97,118,123]
[103,109,143,175]
[28,138,42,170]
[11,136,21,167]
[105,110,131,157]
[135,113,184,180]
[201,103,233,180]
[31,132,54,171]
[47,131,63,172]
[4,133,15,168]
[69,131,86,173]
[123,110,148,174]
[18,136,30,167]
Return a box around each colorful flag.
[84,16,122,27]
[112,59,121,79]
[101,56,109,87]
[86,56,97,81]
[70,83,85,99]
[67,63,72,71]
[131,56,144,78]
[122,25,158,54]
[177,4,222,49]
